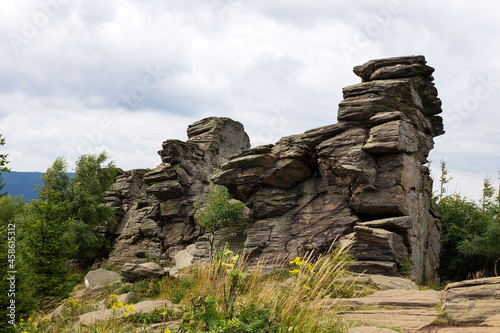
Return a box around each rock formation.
[213,55,443,283]
[102,56,443,284]
[103,117,250,266]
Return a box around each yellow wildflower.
[288,269,300,275]
[289,257,303,266]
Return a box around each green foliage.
[125,307,180,326]
[7,151,119,318]
[166,277,194,304]
[438,193,488,280]
[179,295,277,333]
[195,183,244,256]
[133,278,161,299]
[69,152,120,263]
[0,134,11,196]
[439,158,452,201]
[18,158,75,299]
[0,196,35,331]
[481,175,496,213]
[438,171,500,280]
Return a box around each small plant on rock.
[194,183,244,257]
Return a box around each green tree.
[15,152,119,302]
[195,184,245,256]
[459,222,500,276]
[458,174,500,276]
[18,157,74,299]
[0,134,10,196]
[481,174,495,213]
[0,196,34,329]
[439,158,452,201]
[438,193,489,281]
[68,152,119,264]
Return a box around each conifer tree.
[439,158,452,201]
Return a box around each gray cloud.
[0,0,499,200]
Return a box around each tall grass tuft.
[268,242,354,332]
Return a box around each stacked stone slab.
[103,117,250,266]
[214,56,443,283]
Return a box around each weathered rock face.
[103,117,250,266]
[214,56,443,283]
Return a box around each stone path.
[337,279,500,333]
[335,289,440,332]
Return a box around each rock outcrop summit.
[103,56,444,284]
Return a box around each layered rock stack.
[103,117,250,266]
[214,56,444,283]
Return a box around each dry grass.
[37,243,355,332]
[266,243,353,332]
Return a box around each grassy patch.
[36,243,357,332]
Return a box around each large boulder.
[84,268,121,290]
[121,262,166,282]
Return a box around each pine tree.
[439,158,452,201]
[18,157,74,299]
[481,174,495,214]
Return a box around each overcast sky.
[1,0,499,201]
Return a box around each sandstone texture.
[102,56,443,284]
[84,268,121,289]
[213,55,443,283]
[102,117,250,269]
[77,299,181,327]
[121,262,166,282]
[332,288,441,332]
[440,276,500,327]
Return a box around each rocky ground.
[45,266,500,333]
[340,276,500,332]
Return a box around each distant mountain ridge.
[2,171,43,201]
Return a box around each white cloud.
[1,0,499,199]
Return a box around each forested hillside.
[2,172,42,201]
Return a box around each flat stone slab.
[348,327,400,333]
[334,289,441,309]
[368,275,419,290]
[441,276,500,326]
[343,309,438,333]
[418,327,500,333]
[133,300,182,314]
[77,300,182,327]
[78,309,114,327]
